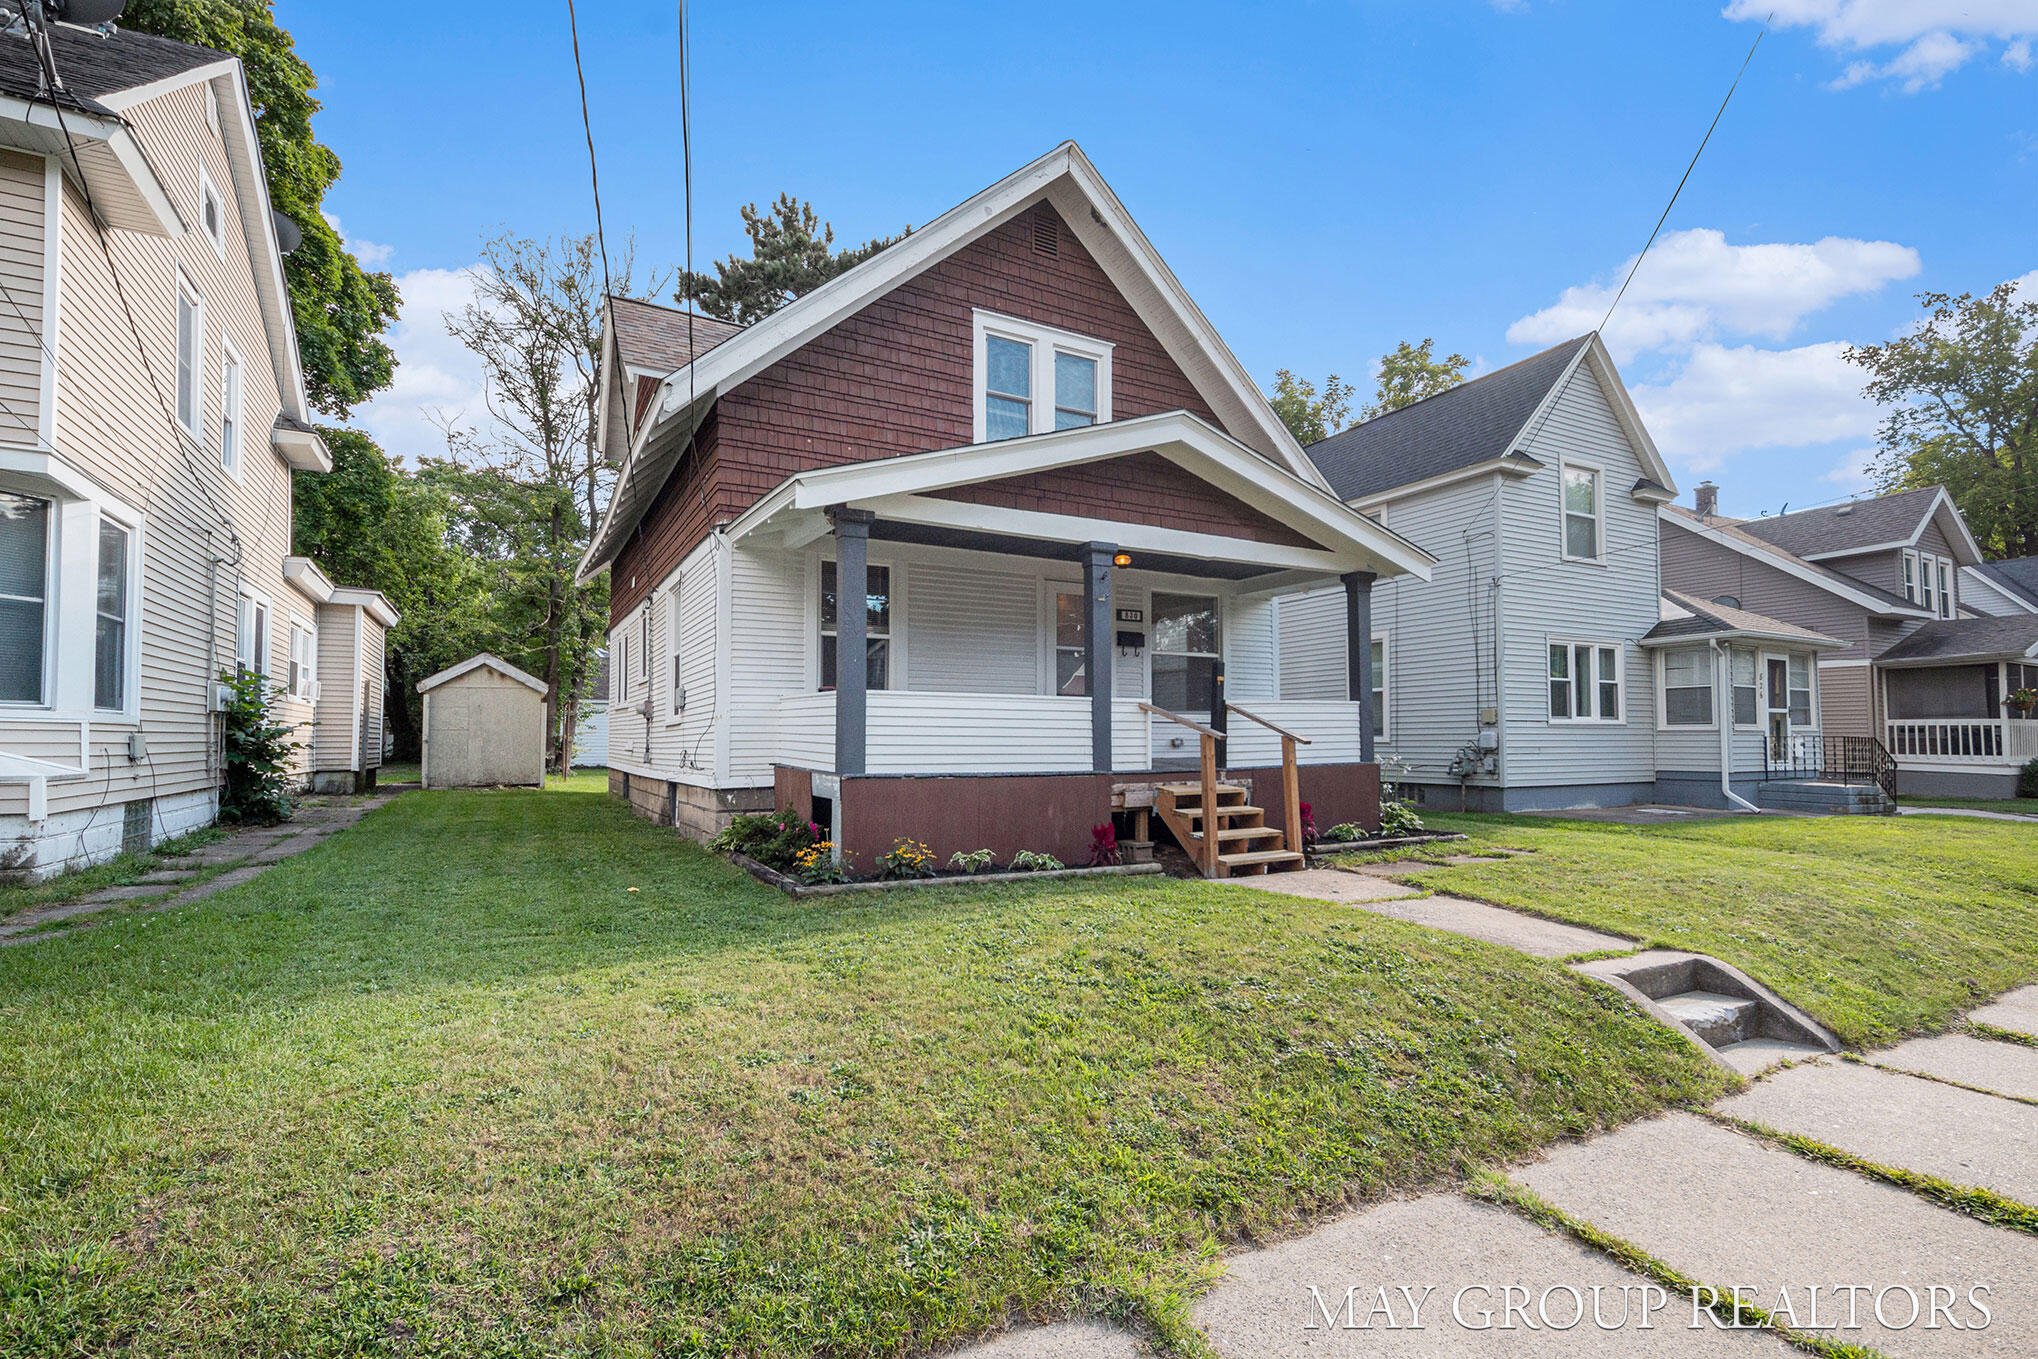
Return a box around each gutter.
[1712,640,1762,814]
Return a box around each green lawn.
[0,780,1720,1357]
[1903,795,2038,815]
[0,825,229,924]
[1374,811,2038,1048]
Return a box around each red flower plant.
[1089,821,1120,866]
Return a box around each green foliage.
[292,428,485,758]
[1267,369,1354,444]
[677,194,908,325]
[1360,338,1471,421]
[217,668,296,826]
[874,838,936,880]
[708,808,818,870]
[123,0,396,415]
[1379,801,1425,836]
[2020,757,2038,799]
[790,841,852,885]
[1851,281,2038,558]
[947,848,994,874]
[1008,849,1064,872]
[1318,821,1366,843]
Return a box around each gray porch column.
[1084,542,1116,772]
[1344,570,1377,764]
[831,509,873,777]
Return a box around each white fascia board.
[1639,629,1849,651]
[271,423,331,472]
[857,492,1355,575]
[95,58,241,115]
[418,652,547,695]
[1577,336,1676,493]
[0,95,182,236]
[1660,509,1933,619]
[282,555,335,603]
[1348,453,1541,511]
[97,124,183,236]
[329,587,400,627]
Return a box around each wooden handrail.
[1225,703,1313,745]
[1137,702,1224,742]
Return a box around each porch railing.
[1139,702,1226,876]
[1227,703,1311,857]
[1884,718,2038,765]
[1763,733,1897,803]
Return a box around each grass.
[1902,795,2038,815]
[0,779,1723,1357]
[0,825,229,924]
[1375,811,2038,1048]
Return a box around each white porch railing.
[1886,718,2038,765]
[775,692,1368,775]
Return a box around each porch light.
[1113,552,1132,568]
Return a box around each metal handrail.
[1225,703,1314,745]
[1137,701,1224,742]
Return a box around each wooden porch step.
[1181,807,1266,828]
[1156,783,1247,802]
[1210,824,1286,843]
[1217,848,1306,872]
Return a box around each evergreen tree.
[677,194,907,325]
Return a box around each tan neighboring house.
[0,23,392,878]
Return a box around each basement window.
[972,310,1111,443]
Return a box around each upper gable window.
[174,273,202,437]
[972,310,1111,443]
[198,167,226,260]
[1560,463,1603,562]
[204,81,221,134]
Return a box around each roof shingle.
[1733,486,1944,559]
[609,296,743,376]
[1973,557,2038,611]
[1876,616,2038,665]
[0,24,226,116]
[1644,590,1847,648]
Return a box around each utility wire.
[564,0,612,300]
[1599,15,1770,334]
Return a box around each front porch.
[1880,653,2038,798]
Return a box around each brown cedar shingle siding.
[609,203,1228,620]
[932,451,1315,549]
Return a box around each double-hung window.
[1549,639,1621,722]
[973,311,1111,442]
[237,594,269,678]
[175,274,202,438]
[667,588,686,715]
[1053,589,1088,696]
[0,491,50,704]
[1661,646,1714,727]
[819,559,891,690]
[1151,593,1219,713]
[1787,654,1814,727]
[1369,636,1388,739]
[1902,550,1920,604]
[615,632,628,702]
[287,622,315,700]
[1730,647,1759,726]
[220,344,243,476]
[198,167,226,260]
[94,519,131,710]
[1936,559,1954,618]
[1561,464,1602,561]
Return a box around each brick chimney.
[1694,481,1719,518]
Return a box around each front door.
[1150,592,1219,768]
[1766,655,1791,761]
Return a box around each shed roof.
[418,653,547,695]
[608,296,743,374]
[1642,591,1849,649]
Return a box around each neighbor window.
[0,491,50,704]
[237,595,268,677]
[1936,559,1954,618]
[973,311,1111,442]
[1549,639,1621,722]
[1921,557,1936,615]
[220,346,242,475]
[1902,550,1920,604]
[1561,464,1602,560]
[94,519,130,710]
[1054,589,1087,696]
[175,277,201,435]
[1369,636,1388,739]
[667,588,686,715]
[1731,647,1759,726]
[615,632,628,702]
[1661,646,1714,727]
[199,168,225,259]
[819,559,891,691]
[1788,654,1814,727]
[1151,592,1219,712]
[287,622,314,701]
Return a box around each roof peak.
[1311,332,1594,447]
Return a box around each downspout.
[1714,639,1761,813]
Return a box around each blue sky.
[291,0,2038,520]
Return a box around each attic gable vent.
[1032,211,1059,258]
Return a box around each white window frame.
[1656,644,1718,731]
[615,628,629,703]
[237,589,271,679]
[0,465,144,721]
[219,338,243,479]
[0,486,56,710]
[1369,632,1390,742]
[1935,557,1954,618]
[92,514,139,714]
[1901,549,1921,605]
[175,271,203,440]
[1730,645,1762,730]
[197,165,227,261]
[813,552,902,692]
[286,619,316,701]
[1778,650,1817,731]
[1548,636,1624,724]
[204,80,221,134]
[970,309,1113,444]
[666,586,687,720]
[1559,461,1605,564]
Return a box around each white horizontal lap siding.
[774,692,833,770]
[726,546,807,785]
[1498,364,1662,788]
[1111,698,1146,770]
[311,605,358,769]
[1225,700,1364,766]
[628,546,720,785]
[0,149,43,439]
[867,693,1092,774]
[904,560,1036,694]
[1223,594,1276,701]
[1277,586,1346,702]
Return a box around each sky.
[288,0,2038,521]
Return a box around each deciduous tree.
[1851,282,2038,559]
[1268,369,1354,445]
[1360,339,1470,421]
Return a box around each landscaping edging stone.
[727,852,1163,898]
[1311,830,1469,857]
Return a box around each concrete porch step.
[1755,780,1893,815]
[1657,990,1759,1047]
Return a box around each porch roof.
[1876,616,2038,668]
[1640,591,1849,650]
[722,410,1437,585]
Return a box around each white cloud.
[1728,1,2038,92]
[321,211,394,269]
[347,265,495,460]
[1506,228,1919,360]
[1820,446,1880,492]
[2012,268,2038,303]
[1629,341,1877,473]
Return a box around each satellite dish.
[271,209,301,255]
[54,0,127,24]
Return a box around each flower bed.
[728,851,1162,899]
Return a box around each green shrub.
[947,848,994,874]
[1380,800,1425,836]
[709,808,817,869]
[2020,757,2038,799]
[1318,821,1365,843]
[874,838,936,880]
[1009,850,1063,872]
[218,668,298,826]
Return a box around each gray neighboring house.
[1963,557,2038,618]
[572,653,610,769]
[1664,484,2038,798]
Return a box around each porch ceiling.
[865,518,1279,581]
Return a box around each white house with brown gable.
[0,22,392,877]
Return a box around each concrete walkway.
[0,789,401,945]
[951,947,2038,1353]
[1899,805,2038,823]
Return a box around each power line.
[1599,15,1770,334]
[564,0,612,300]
